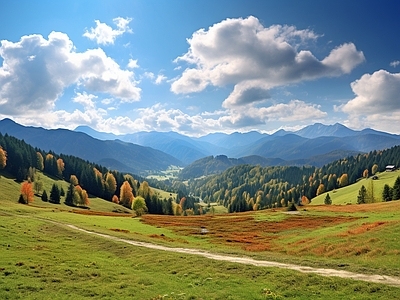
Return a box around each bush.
[287,202,297,211]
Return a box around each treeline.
[187,146,400,212]
[0,133,176,214]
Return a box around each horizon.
[1,1,399,136]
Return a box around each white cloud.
[0,31,141,115]
[83,17,132,45]
[127,58,139,69]
[171,16,365,108]
[143,72,167,85]
[73,92,97,109]
[340,69,400,132]
[155,74,167,85]
[390,60,400,67]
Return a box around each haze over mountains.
[1,118,400,177]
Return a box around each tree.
[57,158,65,178]
[33,176,43,195]
[324,193,332,205]
[20,181,34,204]
[65,183,74,206]
[392,176,400,200]
[382,184,392,202]
[316,183,325,196]
[362,169,369,178]
[357,185,367,204]
[70,175,79,186]
[49,184,61,204]
[41,190,48,202]
[0,146,6,169]
[104,172,117,199]
[338,174,349,187]
[371,164,378,175]
[36,152,44,171]
[131,196,148,216]
[120,181,134,208]
[112,195,119,204]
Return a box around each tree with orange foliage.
[0,146,6,169]
[70,175,79,186]
[20,181,34,204]
[301,195,310,205]
[316,183,325,196]
[120,181,134,208]
[363,169,369,178]
[112,195,119,204]
[57,158,65,177]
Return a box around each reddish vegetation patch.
[72,209,133,217]
[141,214,358,252]
[338,221,387,236]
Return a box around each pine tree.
[49,184,61,204]
[382,184,392,202]
[357,185,367,204]
[324,193,332,205]
[41,190,48,202]
[392,176,400,200]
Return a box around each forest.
[2,132,400,215]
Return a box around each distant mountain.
[196,131,266,148]
[294,122,356,138]
[75,125,119,140]
[0,119,182,175]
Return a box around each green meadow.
[1,171,400,299]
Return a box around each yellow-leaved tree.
[120,181,134,208]
[0,146,6,169]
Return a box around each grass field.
[1,171,400,299]
[311,170,400,205]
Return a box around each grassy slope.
[1,172,400,299]
[311,170,400,205]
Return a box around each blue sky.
[1,0,400,136]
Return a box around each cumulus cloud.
[0,31,141,115]
[83,17,132,45]
[340,69,400,132]
[171,16,365,108]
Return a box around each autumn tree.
[301,195,310,205]
[338,174,349,187]
[362,169,369,178]
[120,181,134,208]
[0,146,6,169]
[70,175,79,186]
[20,181,34,204]
[104,172,117,200]
[36,152,44,171]
[371,164,378,175]
[132,196,148,216]
[57,158,65,178]
[316,183,325,196]
[112,195,119,204]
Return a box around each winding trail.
[66,224,400,288]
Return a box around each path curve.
[66,224,400,287]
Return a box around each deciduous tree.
[316,183,325,196]
[20,181,34,204]
[120,181,134,208]
[132,196,148,216]
[0,146,6,169]
[70,175,79,186]
[371,164,378,175]
[57,158,65,177]
[105,172,117,199]
[338,174,348,187]
[36,152,44,171]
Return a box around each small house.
[386,165,396,172]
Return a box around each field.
[1,172,400,299]
[311,170,400,205]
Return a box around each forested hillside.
[188,146,400,212]
[0,133,178,215]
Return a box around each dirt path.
[66,224,400,287]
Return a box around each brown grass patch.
[338,221,387,237]
[141,213,358,252]
[72,209,133,217]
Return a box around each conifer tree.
[324,193,332,205]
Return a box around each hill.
[0,118,182,175]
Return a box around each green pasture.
[1,170,400,298]
[311,170,400,205]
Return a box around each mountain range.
[1,118,400,177]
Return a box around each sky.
[0,0,400,136]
